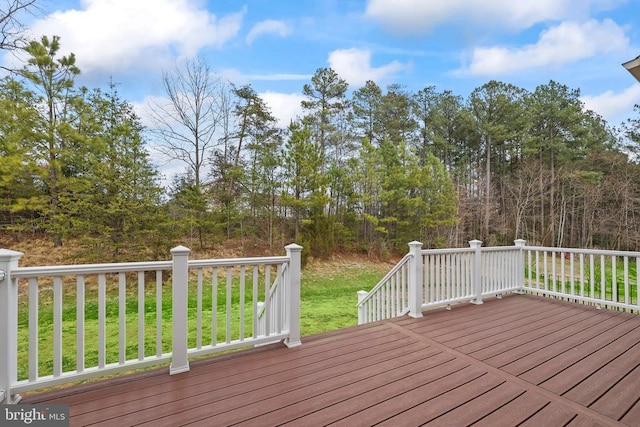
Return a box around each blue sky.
[7,0,640,136]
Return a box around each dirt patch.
[0,237,82,267]
[0,237,402,273]
[304,253,398,277]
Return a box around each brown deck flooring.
[21,294,640,426]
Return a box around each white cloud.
[463,19,628,75]
[260,91,306,128]
[581,85,640,125]
[25,0,244,75]
[246,20,291,44]
[365,0,624,34]
[328,48,406,87]
[243,73,311,81]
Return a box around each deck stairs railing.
[357,239,640,324]
[0,244,302,403]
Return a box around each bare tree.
[503,160,541,242]
[149,57,225,188]
[1,0,40,58]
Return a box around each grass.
[300,259,391,333]
[15,257,390,381]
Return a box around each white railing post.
[170,245,190,375]
[469,240,483,305]
[0,249,24,403]
[284,243,302,348]
[408,241,424,318]
[514,239,527,293]
[357,290,368,324]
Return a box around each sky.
[4,0,640,178]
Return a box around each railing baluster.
[424,255,434,304]
[446,254,451,300]
[612,256,617,303]
[156,270,162,357]
[569,253,574,296]
[276,264,283,332]
[560,251,565,292]
[492,252,497,293]
[376,286,380,321]
[527,250,532,289]
[579,254,584,298]
[118,272,126,365]
[197,268,203,349]
[252,266,259,338]
[53,276,62,378]
[590,254,595,299]
[384,277,389,318]
[264,266,270,336]
[535,251,540,289]
[225,267,232,344]
[28,278,38,382]
[212,267,218,345]
[98,274,106,369]
[551,252,557,293]
[485,253,491,294]
[239,265,245,342]
[76,275,85,373]
[543,251,548,290]
[456,254,462,299]
[465,253,470,296]
[138,271,145,361]
[600,255,606,301]
[391,271,396,315]
[624,257,629,306]
[435,255,440,302]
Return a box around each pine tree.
[20,35,80,246]
[0,76,41,231]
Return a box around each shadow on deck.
[22,294,640,426]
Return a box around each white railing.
[0,244,302,403]
[356,253,412,324]
[357,240,525,324]
[256,263,288,340]
[522,246,640,312]
[479,245,525,297]
[358,239,640,324]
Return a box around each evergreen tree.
[376,84,417,147]
[281,120,327,254]
[351,80,382,145]
[468,81,528,243]
[76,84,164,259]
[20,35,80,246]
[0,76,41,231]
[301,67,348,168]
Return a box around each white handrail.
[12,261,172,277]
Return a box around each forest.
[2,33,640,261]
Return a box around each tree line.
[1,34,640,261]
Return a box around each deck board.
[562,343,640,406]
[20,294,640,426]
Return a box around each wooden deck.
[21,294,640,426]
